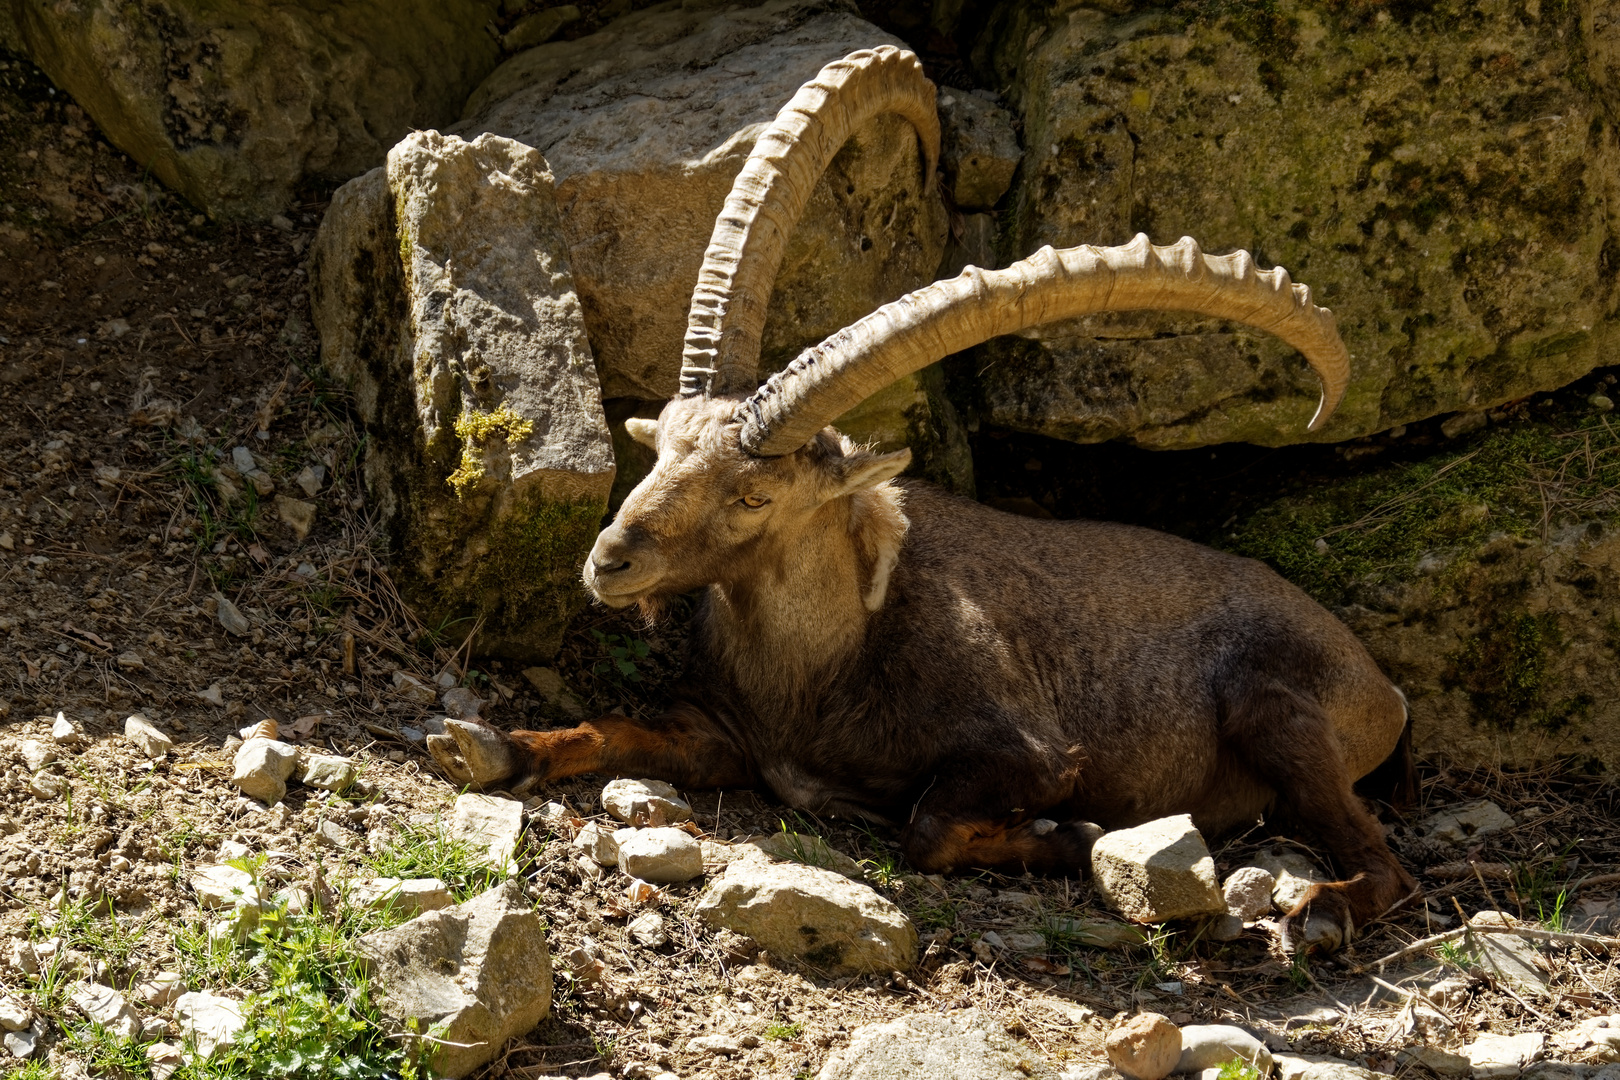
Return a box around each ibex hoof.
[1280,910,1350,955]
[426,719,517,788]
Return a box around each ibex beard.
[427,46,1419,955]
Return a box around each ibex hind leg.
[1230,681,1418,953]
[897,758,1101,875]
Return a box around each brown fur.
[517,396,1418,951]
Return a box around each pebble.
[571,821,622,866]
[5,1021,38,1059]
[116,650,145,671]
[231,738,298,804]
[231,446,258,474]
[301,754,356,792]
[28,774,63,799]
[1222,866,1276,921]
[688,1034,742,1056]
[1175,1025,1274,1075]
[50,711,84,744]
[19,740,57,772]
[190,864,266,909]
[1466,1032,1547,1079]
[275,495,316,539]
[174,991,247,1059]
[618,827,703,883]
[135,973,187,1008]
[316,819,353,848]
[1424,799,1515,844]
[124,713,173,758]
[1091,815,1225,922]
[353,877,454,916]
[602,778,692,826]
[1107,1012,1181,1080]
[449,792,525,873]
[295,464,325,496]
[214,594,252,636]
[0,996,29,1032]
[147,1041,183,1080]
[628,910,668,948]
[69,981,141,1040]
[196,683,226,706]
[1250,849,1326,912]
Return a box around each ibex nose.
[589,525,635,577]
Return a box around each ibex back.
[429,46,1418,953]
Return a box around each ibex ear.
[624,418,659,449]
[821,447,911,502]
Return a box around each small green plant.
[1217,1058,1264,1080]
[591,629,650,687]
[764,1020,805,1040]
[1436,937,1479,971]
[1535,889,1569,932]
[363,816,503,901]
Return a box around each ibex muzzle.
[430,46,1417,956]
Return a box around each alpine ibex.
[430,46,1418,952]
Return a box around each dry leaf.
[23,657,39,679]
[64,623,113,650]
[286,714,322,740]
[1023,957,1070,976]
[247,543,270,565]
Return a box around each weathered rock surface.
[616,827,703,884]
[356,878,552,1078]
[1469,911,1552,994]
[300,754,357,793]
[354,877,455,916]
[973,0,1620,450]
[190,864,266,910]
[696,858,917,974]
[449,792,526,873]
[601,779,692,827]
[69,982,140,1040]
[572,821,623,866]
[1274,1054,1380,1080]
[817,1010,1056,1079]
[311,130,614,659]
[1175,1025,1274,1075]
[1250,849,1327,913]
[1106,1012,1180,1080]
[1467,1032,1548,1079]
[231,738,298,805]
[1222,867,1276,922]
[937,87,1020,212]
[1090,815,1225,923]
[123,713,172,758]
[9,0,504,218]
[451,0,948,403]
[1424,800,1516,844]
[173,991,246,1059]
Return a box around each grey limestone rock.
[817,1009,1057,1079]
[1090,815,1225,923]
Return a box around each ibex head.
[585,46,1351,611]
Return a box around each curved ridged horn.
[737,233,1352,455]
[677,45,941,399]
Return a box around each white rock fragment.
[353,877,454,916]
[275,495,317,539]
[70,982,141,1040]
[190,864,266,909]
[1091,815,1225,922]
[301,754,356,792]
[214,594,252,636]
[617,827,703,883]
[295,464,325,496]
[174,992,246,1059]
[1465,1032,1546,1079]
[196,683,226,706]
[628,910,668,948]
[1274,1053,1380,1080]
[1250,848,1327,912]
[449,792,525,873]
[124,713,173,758]
[19,740,56,772]
[116,650,145,671]
[4,1020,39,1059]
[231,738,298,805]
[135,973,187,1008]
[50,712,84,744]
[26,775,62,799]
[1424,799,1515,844]
[602,778,692,826]
[1222,866,1276,921]
[571,821,621,866]
[0,995,29,1032]
[392,670,436,704]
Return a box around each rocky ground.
[2,46,1620,1080]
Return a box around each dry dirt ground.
[2,49,1619,1080]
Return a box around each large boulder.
[969,0,1620,450]
[7,0,505,219]
[448,0,968,489]
[355,878,552,1078]
[309,131,614,659]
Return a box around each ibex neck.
[707,485,905,707]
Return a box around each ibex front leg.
[427,701,754,791]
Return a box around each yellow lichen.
[446,403,535,499]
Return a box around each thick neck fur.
[704,481,907,713]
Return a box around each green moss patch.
[463,495,604,638]
[446,403,536,499]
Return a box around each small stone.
[1423,799,1515,844]
[1466,1032,1548,1079]
[231,446,258,473]
[1396,1046,1471,1077]
[617,827,703,883]
[1222,866,1276,921]
[997,890,1041,912]
[29,774,63,799]
[1045,916,1147,949]
[601,778,692,826]
[196,683,226,706]
[19,740,56,772]
[174,992,247,1059]
[275,495,317,539]
[628,910,667,948]
[216,839,251,863]
[1468,911,1551,994]
[70,981,141,1040]
[1273,1054,1380,1080]
[215,594,252,636]
[301,754,356,792]
[818,1010,1048,1079]
[190,864,266,909]
[1441,410,1489,438]
[742,831,867,880]
[124,713,173,758]
[353,877,454,915]
[50,712,83,744]
[5,1021,38,1059]
[231,738,298,805]
[441,685,484,719]
[571,821,621,866]
[1176,1025,1274,1075]
[135,973,187,1008]
[116,651,145,671]
[1003,931,1048,954]
[1250,849,1327,912]
[294,464,325,496]
[391,671,436,704]
[316,819,352,848]
[1205,913,1245,941]
[689,1034,742,1056]
[245,469,275,494]
[147,1041,183,1080]
[0,996,30,1032]
[1091,815,1225,922]
[1107,1012,1181,1080]
[449,792,525,873]
[521,666,585,716]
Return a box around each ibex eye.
[739,494,769,509]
